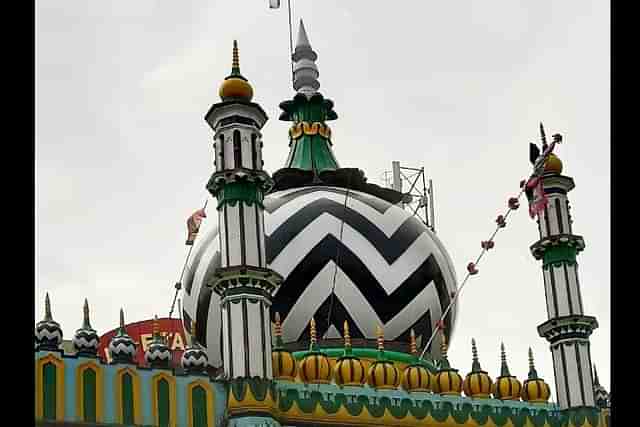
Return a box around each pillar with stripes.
[530,137,599,411]
[205,40,283,390]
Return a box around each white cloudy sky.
[36,0,609,394]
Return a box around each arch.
[35,354,65,421]
[251,133,258,170]
[233,130,242,168]
[114,367,142,425]
[151,372,177,427]
[76,361,104,422]
[187,380,215,427]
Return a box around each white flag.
[269,0,280,8]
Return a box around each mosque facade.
[34,21,610,427]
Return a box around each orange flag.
[186,208,207,245]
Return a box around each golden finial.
[153,315,160,339]
[232,40,240,73]
[275,312,282,338]
[343,320,351,348]
[309,317,317,345]
[409,329,418,356]
[528,347,534,370]
[440,327,448,359]
[376,325,385,351]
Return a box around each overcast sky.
[36,0,610,395]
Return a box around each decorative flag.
[529,179,548,219]
[186,208,207,246]
[269,0,281,8]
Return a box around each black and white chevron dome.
[145,341,172,367]
[109,334,137,363]
[181,347,209,373]
[182,186,458,368]
[35,320,63,351]
[73,327,99,356]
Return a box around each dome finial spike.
[376,325,385,351]
[296,19,311,48]
[409,329,417,356]
[438,326,451,369]
[343,320,351,348]
[593,365,600,386]
[471,338,482,372]
[292,19,320,96]
[232,39,240,75]
[309,317,317,349]
[275,312,282,338]
[82,298,92,329]
[539,122,548,149]
[500,342,511,376]
[527,347,539,379]
[44,292,52,321]
[153,314,160,340]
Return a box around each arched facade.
[76,360,104,422]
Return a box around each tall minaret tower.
[205,41,283,426]
[530,124,599,411]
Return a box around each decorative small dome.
[108,308,137,364]
[592,365,610,409]
[35,293,63,351]
[334,321,366,386]
[218,40,254,102]
[463,338,493,399]
[367,326,401,390]
[521,348,551,403]
[145,315,172,368]
[72,298,99,357]
[544,153,563,174]
[181,320,208,374]
[492,343,522,400]
[299,318,332,384]
[272,313,297,381]
[401,329,433,393]
[434,328,463,396]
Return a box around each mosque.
[34,20,610,427]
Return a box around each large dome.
[182,186,458,368]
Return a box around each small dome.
[181,321,208,374]
[272,313,298,381]
[298,318,332,384]
[544,153,563,174]
[521,349,551,403]
[434,329,463,396]
[401,329,433,393]
[367,326,401,390]
[72,298,99,356]
[218,40,254,102]
[108,308,137,364]
[144,315,172,368]
[334,321,366,386]
[463,339,493,399]
[492,343,522,401]
[35,293,63,351]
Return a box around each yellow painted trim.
[151,372,177,427]
[75,361,104,422]
[186,380,215,427]
[35,353,65,421]
[114,367,142,425]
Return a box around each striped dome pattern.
[182,186,458,368]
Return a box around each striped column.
[532,173,598,410]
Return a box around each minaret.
[205,41,283,382]
[280,20,339,175]
[530,124,599,410]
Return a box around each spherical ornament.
[335,355,366,386]
[73,299,99,357]
[367,359,400,390]
[181,346,209,373]
[219,77,253,102]
[144,317,172,368]
[463,371,493,399]
[521,378,551,403]
[492,376,522,401]
[299,352,332,384]
[35,293,63,351]
[272,349,298,381]
[182,187,458,368]
[109,309,137,364]
[544,153,563,174]
[434,369,463,396]
[402,364,433,392]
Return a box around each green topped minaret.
[279,20,339,175]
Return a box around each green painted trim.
[121,373,135,425]
[293,348,438,372]
[217,181,264,209]
[82,368,97,422]
[158,378,171,427]
[43,363,57,420]
[542,244,577,268]
[191,385,208,427]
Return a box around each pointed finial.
[309,317,317,348]
[409,329,418,356]
[539,122,548,149]
[232,40,240,75]
[275,312,282,338]
[153,315,160,339]
[82,298,92,329]
[471,338,482,372]
[500,342,512,376]
[593,365,600,386]
[376,325,385,351]
[439,326,451,369]
[343,320,351,348]
[292,19,320,96]
[44,292,52,321]
[296,19,311,48]
[527,347,539,379]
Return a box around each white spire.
[292,19,320,97]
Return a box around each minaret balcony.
[209,265,283,297]
[530,234,585,260]
[537,315,598,343]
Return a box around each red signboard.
[97,318,187,367]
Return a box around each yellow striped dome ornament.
[491,343,523,400]
[367,325,401,390]
[271,313,298,381]
[521,348,551,403]
[334,321,366,386]
[401,329,433,393]
[298,317,332,384]
[433,327,463,396]
[462,338,493,399]
[218,40,254,102]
